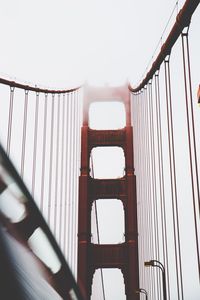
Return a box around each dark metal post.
[135,288,148,300]
[144,260,167,300]
[162,268,167,300]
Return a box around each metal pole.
[135,288,148,300]
[144,260,167,300]
[162,269,167,300]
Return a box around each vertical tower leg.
[78,85,139,299]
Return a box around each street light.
[135,288,148,300]
[144,260,167,300]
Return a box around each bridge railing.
[130,0,200,299]
[0,78,83,278]
[0,141,84,299]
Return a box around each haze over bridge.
[0,1,200,299]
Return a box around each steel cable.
[21,90,29,178]
[145,86,156,298]
[32,92,39,197]
[6,87,15,156]
[40,93,48,212]
[47,94,55,223]
[155,73,171,300]
[181,31,200,281]
[54,94,61,235]
[67,94,73,264]
[149,80,161,300]
[164,58,184,300]
[71,92,76,270]
[63,94,70,256]
[59,94,66,245]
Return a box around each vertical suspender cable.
[47,94,55,223]
[64,93,69,254]
[167,58,184,299]
[138,93,142,286]
[32,92,39,197]
[155,73,171,300]
[40,93,48,212]
[164,58,180,300]
[63,94,70,256]
[62,92,69,255]
[181,31,200,280]
[136,94,143,288]
[61,93,67,249]
[150,83,159,300]
[143,88,150,266]
[73,92,78,267]
[145,86,154,299]
[140,92,146,288]
[59,94,66,245]
[67,94,73,263]
[7,87,15,156]
[149,80,161,300]
[137,93,143,286]
[135,93,141,284]
[142,88,149,294]
[164,58,184,300]
[54,94,61,235]
[147,83,156,299]
[70,93,75,266]
[21,90,29,178]
[72,92,77,272]
[144,89,149,267]
[141,88,150,290]
[70,92,76,268]
[141,92,146,289]
[73,91,80,273]
[141,92,146,288]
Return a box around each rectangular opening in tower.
[90,146,125,179]
[91,269,126,300]
[91,199,125,244]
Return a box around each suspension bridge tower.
[78,85,139,299]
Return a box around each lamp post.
[144,260,167,300]
[135,288,148,300]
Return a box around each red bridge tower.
[78,85,139,299]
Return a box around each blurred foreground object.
[0,143,84,300]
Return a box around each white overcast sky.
[0,0,184,88]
